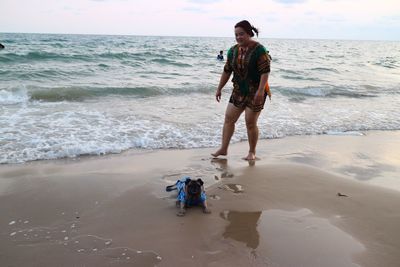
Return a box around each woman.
[212,20,271,161]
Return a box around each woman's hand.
[215,89,222,102]
[216,71,231,102]
[253,89,264,105]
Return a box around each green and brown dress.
[223,42,271,112]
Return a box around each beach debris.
[9,220,16,225]
[337,192,348,197]
[8,219,82,245]
[101,247,161,265]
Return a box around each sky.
[1,0,399,40]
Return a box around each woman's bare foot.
[243,152,256,161]
[211,148,227,158]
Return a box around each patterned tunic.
[223,42,271,111]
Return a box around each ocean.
[1,33,399,164]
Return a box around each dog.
[166,176,211,217]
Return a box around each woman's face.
[235,27,251,46]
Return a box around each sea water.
[1,33,399,163]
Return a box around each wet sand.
[1,131,399,266]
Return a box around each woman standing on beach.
[212,20,271,161]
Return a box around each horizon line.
[1,31,399,42]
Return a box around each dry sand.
[0,131,399,266]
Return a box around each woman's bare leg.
[212,103,244,157]
[244,107,262,160]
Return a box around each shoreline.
[1,130,399,266]
[2,130,399,191]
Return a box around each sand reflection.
[221,209,365,266]
[220,210,261,249]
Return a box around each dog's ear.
[197,179,204,186]
[185,178,191,185]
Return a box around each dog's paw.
[177,210,186,217]
[203,208,211,214]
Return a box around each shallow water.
[1,33,400,163]
[221,209,365,267]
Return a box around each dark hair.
[235,20,259,37]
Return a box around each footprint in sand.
[221,171,234,178]
[219,184,244,194]
[209,194,221,200]
[211,158,228,170]
[210,158,236,181]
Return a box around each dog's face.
[185,179,204,199]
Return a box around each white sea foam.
[1,34,399,164]
[0,87,29,105]
[325,131,365,136]
[1,92,400,163]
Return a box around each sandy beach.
[1,130,400,267]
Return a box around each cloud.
[187,0,222,3]
[273,0,307,4]
[1,0,399,40]
[182,6,207,13]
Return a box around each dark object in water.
[0,43,4,49]
[337,192,348,197]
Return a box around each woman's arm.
[215,71,232,102]
[253,73,269,104]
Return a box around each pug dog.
[166,177,211,217]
